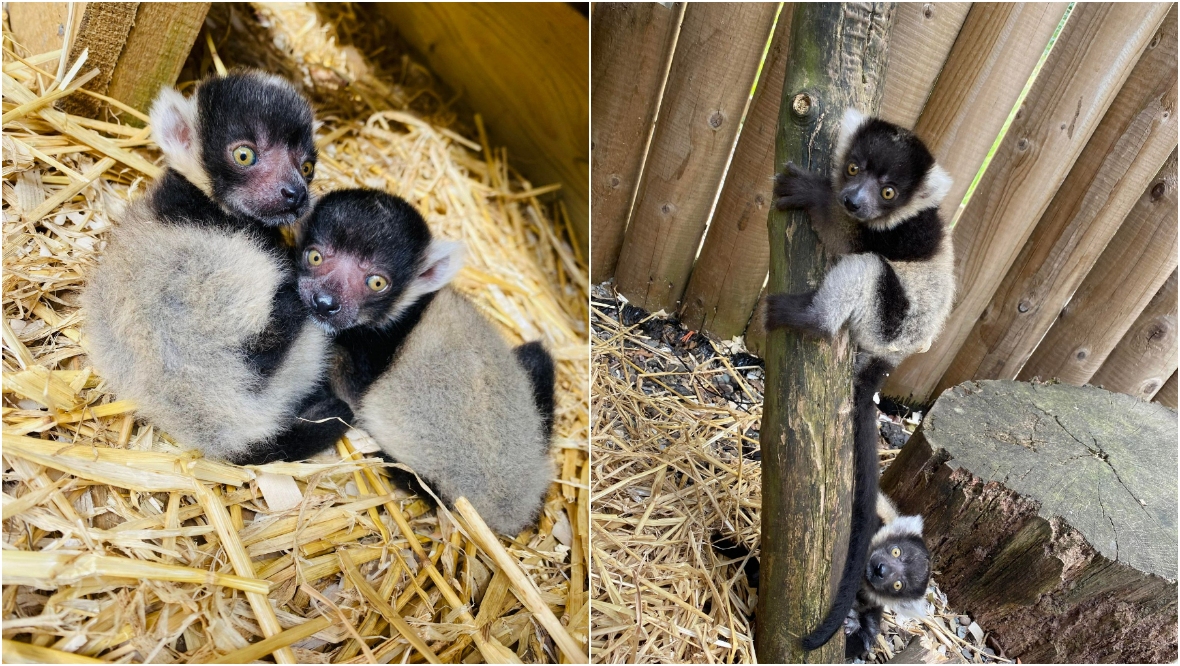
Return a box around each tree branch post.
[757,4,895,662]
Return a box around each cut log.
[881,380,1178,663]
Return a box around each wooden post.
[1019,152,1178,386]
[884,3,1170,404]
[936,6,1177,394]
[758,4,895,662]
[679,6,794,337]
[103,3,211,118]
[1090,270,1178,401]
[1155,371,1178,409]
[613,3,777,314]
[876,2,971,129]
[590,3,683,283]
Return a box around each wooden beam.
[378,4,589,257]
[1090,270,1178,401]
[1019,151,1178,386]
[759,4,895,662]
[104,3,210,118]
[936,5,1178,394]
[613,3,778,314]
[589,3,682,283]
[877,2,971,128]
[679,6,794,337]
[884,3,1170,403]
[1154,371,1178,409]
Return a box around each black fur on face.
[836,118,935,222]
[296,189,432,334]
[864,535,930,600]
[196,71,317,226]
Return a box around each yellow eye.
[847,163,859,176]
[301,161,314,178]
[891,547,901,558]
[232,145,257,166]
[306,249,323,266]
[366,275,388,292]
[893,581,903,591]
[882,186,896,200]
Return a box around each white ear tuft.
[916,163,953,207]
[149,87,212,194]
[413,239,465,295]
[841,107,866,138]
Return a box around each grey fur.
[352,288,553,536]
[82,205,328,460]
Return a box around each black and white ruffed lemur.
[713,493,932,659]
[293,188,556,536]
[762,108,953,651]
[83,71,352,465]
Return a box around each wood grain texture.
[589,3,682,283]
[1154,371,1178,409]
[758,4,894,662]
[56,2,139,118]
[378,3,589,254]
[936,8,1178,394]
[105,3,209,117]
[7,2,86,56]
[884,2,1170,403]
[1019,152,1178,385]
[1090,270,1178,401]
[877,2,971,128]
[883,381,1177,663]
[678,7,793,337]
[612,3,778,314]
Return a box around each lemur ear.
[150,87,212,194]
[914,163,953,207]
[412,239,465,295]
[840,107,866,138]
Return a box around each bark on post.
[758,4,895,662]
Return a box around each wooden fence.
[591,1,1178,408]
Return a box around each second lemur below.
[763,108,954,651]
[294,189,556,536]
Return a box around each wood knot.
[708,111,725,129]
[1151,182,1166,200]
[1017,138,1029,152]
[754,194,765,207]
[609,174,622,188]
[1017,300,1031,314]
[1075,349,1088,361]
[791,92,812,117]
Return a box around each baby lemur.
[83,71,349,465]
[763,108,953,651]
[713,493,931,660]
[294,189,556,535]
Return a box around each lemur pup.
[763,108,953,651]
[83,71,349,465]
[296,189,556,535]
[711,494,931,660]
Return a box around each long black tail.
[800,357,892,651]
[514,341,557,439]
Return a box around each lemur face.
[836,118,936,223]
[865,535,930,600]
[296,190,462,334]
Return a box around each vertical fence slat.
[1154,371,1178,409]
[884,2,1170,403]
[936,7,1178,394]
[678,6,794,337]
[877,2,971,128]
[613,3,778,314]
[1019,152,1178,386]
[590,3,683,282]
[1090,270,1178,401]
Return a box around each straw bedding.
[589,284,1010,665]
[2,4,587,664]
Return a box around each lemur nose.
[312,293,340,316]
[842,194,860,212]
[281,185,307,209]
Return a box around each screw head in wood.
[791,92,812,117]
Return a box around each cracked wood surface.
[882,379,1177,662]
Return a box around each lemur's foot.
[763,291,829,339]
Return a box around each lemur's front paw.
[773,161,824,210]
[843,608,862,636]
[763,291,829,339]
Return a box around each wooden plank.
[6,2,86,56]
[1154,371,1178,409]
[758,4,895,662]
[1019,151,1178,386]
[935,6,1178,394]
[883,3,1169,403]
[877,2,971,128]
[679,6,794,337]
[57,2,139,118]
[104,3,210,117]
[589,3,683,283]
[377,4,589,255]
[1090,270,1178,401]
[612,3,778,314]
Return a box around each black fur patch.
[243,281,306,380]
[330,292,437,401]
[152,171,288,250]
[764,291,826,337]
[226,380,353,465]
[843,118,935,213]
[857,208,944,261]
[514,341,557,440]
[875,263,909,342]
[845,593,884,659]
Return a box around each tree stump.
[882,380,1177,663]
